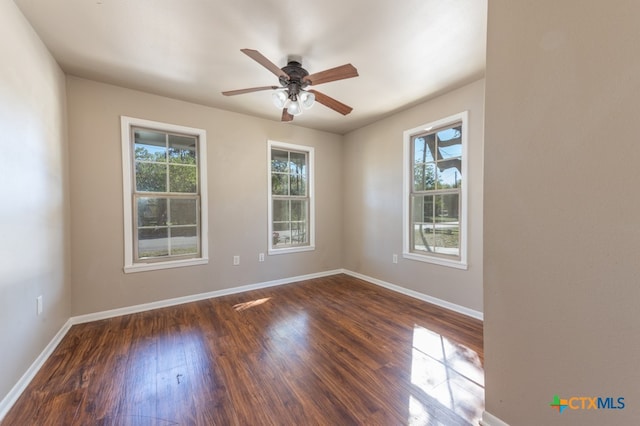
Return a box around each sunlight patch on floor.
[233,297,272,311]
[408,325,484,425]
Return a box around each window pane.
[413,136,435,164]
[291,221,307,244]
[290,200,306,221]
[437,145,462,161]
[134,130,166,162]
[411,195,439,253]
[169,198,197,225]
[169,226,198,255]
[168,134,196,165]
[137,197,167,227]
[289,152,306,175]
[434,194,460,256]
[273,222,289,231]
[437,127,462,160]
[272,173,288,196]
[438,163,462,189]
[138,227,168,258]
[289,173,306,196]
[413,163,437,191]
[273,222,290,246]
[169,164,197,193]
[412,223,434,253]
[136,162,167,192]
[436,125,462,190]
[411,195,424,223]
[435,193,459,222]
[433,224,460,256]
[412,195,434,224]
[271,149,289,172]
[273,200,290,222]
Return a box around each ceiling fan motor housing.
[281,60,310,98]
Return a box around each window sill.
[268,245,315,256]
[402,252,468,270]
[124,257,208,274]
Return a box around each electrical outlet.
[36,295,43,315]
[233,255,240,265]
[392,254,398,264]
[258,253,265,262]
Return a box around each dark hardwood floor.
[2,274,484,425]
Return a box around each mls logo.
[549,395,569,413]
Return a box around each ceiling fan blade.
[241,48,289,80]
[303,64,358,86]
[221,86,279,96]
[308,90,353,115]
[281,108,294,122]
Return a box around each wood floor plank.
[1,274,483,425]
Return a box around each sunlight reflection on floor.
[233,297,272,311]
[409,325,484,425]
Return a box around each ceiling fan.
[222,49,359,122]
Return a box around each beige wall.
[342,79,485,313]
[0,1,70,404]
[484,1,640,424]
[66,77,343,315]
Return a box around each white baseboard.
[479,411,510,426]
[70,269,344,324]
[0,318,73,421]
[342,269,484,321]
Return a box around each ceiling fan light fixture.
[287,99,302,116]
[299,91,315,109]
[272,89,288,108]
[223,49,358,122]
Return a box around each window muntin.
[403,112,468,269]
[268,141,314,254]
[121,117,208,273]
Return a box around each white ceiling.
[15,0,487,135]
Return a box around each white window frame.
[402,111,468,270]
[267,140,315,255]
[121,116,208,273]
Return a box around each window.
[403,111,468,269]
[121,116,208,273]
[268,140,314,254]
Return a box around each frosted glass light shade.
[287,100,302,116]
[299,91,315,109]
[272,89,288,108]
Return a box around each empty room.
[1,1,639,425]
